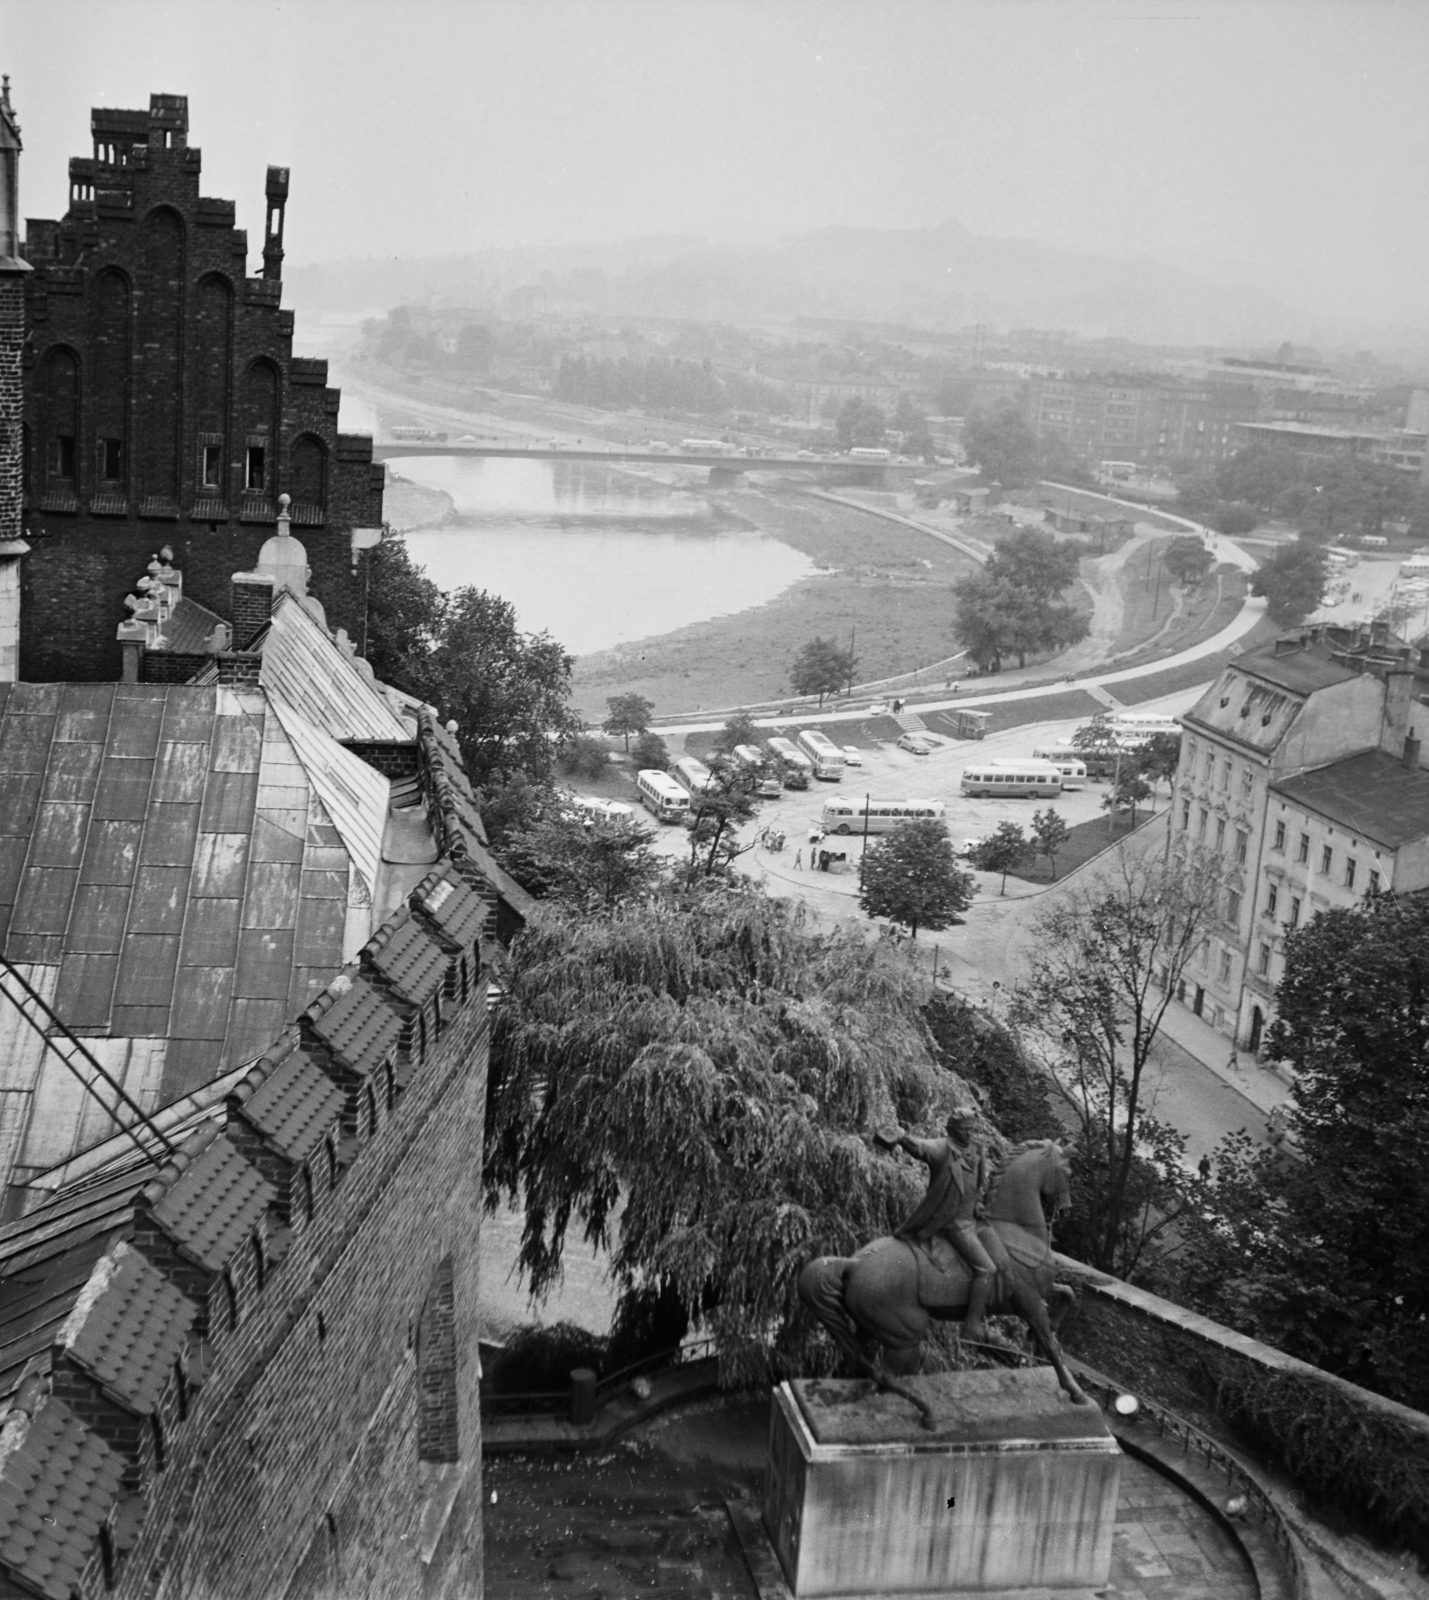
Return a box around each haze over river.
[394,456,815,656]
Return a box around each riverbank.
[382,470,457,533]
[567,480,982,721]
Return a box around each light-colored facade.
[1170,635,1423,1048]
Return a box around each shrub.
[486,1320,609,1394]
[631,730,670,770]
[560,732,612,780]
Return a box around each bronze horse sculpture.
[798,1139,1088,1421]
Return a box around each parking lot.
[640,688,1199,911]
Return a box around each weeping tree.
[485,884,982,1385]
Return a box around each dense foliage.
[497,812,665,910]
[1251,541,1329,625]
[1178,894,1429,1410]
[970,821,1028,893]
[858,818,975,938]
[953,528,1090,672]
[790,636,857,704]
[1162,535,1214,588]
[923,995,1063,1144]
[485,886,979,1383]
[602,693,655,750]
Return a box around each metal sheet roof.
[259,594,410,742]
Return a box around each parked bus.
[636,769,691,822]
[945,708,991,740]
[733,744,782,798]
[671,755,713,797]
[1027,749,1088,789]
[1107,713,1178,746]
[960,761,1063,798]
[766,736,812,790]
[797,728,845,781]
[820,798,947,835]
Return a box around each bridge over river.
[369,439,921,480]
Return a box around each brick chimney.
[1379,668,1415,760]
[230,571,276,650]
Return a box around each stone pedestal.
[763,1369,1121,1596]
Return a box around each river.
[391,455,815,656]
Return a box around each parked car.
[897,734,933,755]
[842,745,864,766]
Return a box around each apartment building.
[1027,373,1259,471]
[1171,633,1424,1049]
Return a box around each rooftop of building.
[1270,747,1429,852]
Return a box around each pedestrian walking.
[793,849,803,870]
[1197,1154,1212,1182]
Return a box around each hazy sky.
[5,0,1428,326]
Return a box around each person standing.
[793,848,803,870]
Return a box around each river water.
[393,455,815,656]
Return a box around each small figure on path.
[1197,1153,1212,1182]
[793,848,803,870]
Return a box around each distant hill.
[288,219,1304,347]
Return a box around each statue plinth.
[763,1369,1120,1596]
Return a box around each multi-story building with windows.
[1027,373,1260,473]
[1171,633,1425,1050]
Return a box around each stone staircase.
[893,710,928,733]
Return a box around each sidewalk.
[1154,998,1293,1117]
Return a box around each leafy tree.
[422,588,582,789]
[834,398,887,450]
[683,757,760,880]
[1133,732,1182,797]
[1071,713,1120,777]
[1212,501,1258,535]
[477,772,557,850]
[1102,772,1152,830]
[484,886,980,1384]
[559,732,612,780]
[455,323,493,370]
[603,692,656,751]
[791,636,857,706]
[1030,808,1070,881]
[632,730,670,770]
[1176,894,1429,1409]
[962,404,1039,489]
[497,813,665,911]
[714,710,761,754]
[970,821,1028,895]
[1009,847,1222,1280]
[1162,535,1213,588]
[953,531,1089,673]
[858,818,974,939]
[363,531,446,698]
[985,528,1084,602]
[1251,542,1329,625]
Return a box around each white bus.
[797,728,845,781]
[679,438,734,455]
[1108,713,1178,745]
[848,446,892,461]
[733,744,782,798]
[960,761,1063,798]
[1027,749,1087,789]
[766,736,813,789]
[636,769,691,822]
[820,798,947,835]
[671,755,713,797]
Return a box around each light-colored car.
[897,733,932,755]
[958,837,983,858]
[842,746,864,766]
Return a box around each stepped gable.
[410,862,488,952]
[361,905,446,1010]
[141,1121,274,1275]
[228,1033,343,1165]
[58,1240,193,1415]
[302,969,401,1076]
[0,1386,127,1600]
[21,93,384,684]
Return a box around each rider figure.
[874,1105,997,1344]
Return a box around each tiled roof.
[0,1392,126,1600]
[362,908,446,1007]
[1237,641,1360,696]
[1270,749,1429,851]
[60,1240,194,1414]
[231,1039,344,1163]
[303,972,401,1075]
[146,1123,275,1273]
[1183,666,1306,753]
[156,596,227,656]
[410,865,487,950]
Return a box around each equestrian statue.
[798,1105,1088,1423]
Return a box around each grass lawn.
[1003,805,1170,885]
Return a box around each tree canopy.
[1177,893,1429,1409]
[834,398,887,450]
[1162,535,1214,588]
[1251,542,1329,626]
[485,887,978,1383]
[603,693,655,750]
[962,405,1040,489]
[363,532,446,699]
[953,530,1089,672]
[791,636,857,704]
[858,818,974,938]
[970,821,1028,894]
[497,813,665,911]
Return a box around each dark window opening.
[246,444,266,491]
[201,443,223,489]
[252,1232,266,1292]
[49,435,76,481]
[301,1163,315,1223]
[99,437,123,482]
[151,1412,166,1472]
[224,1269,239,1331]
